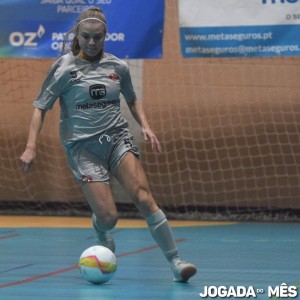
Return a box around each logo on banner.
[89,84,106,100]
[9,25,46,47]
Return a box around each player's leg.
[81,182,117,252]
[67,137,117,252]
[114,152,197,282]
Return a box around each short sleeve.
[33,60,62,111]
[119,62,136,103]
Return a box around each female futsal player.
[20,7,197,282]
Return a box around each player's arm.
[127,98,162,152]
[20,107,46,173]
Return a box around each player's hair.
[60,7,107,56]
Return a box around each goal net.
[0,0,300,221]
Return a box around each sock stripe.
[146,209,165,225]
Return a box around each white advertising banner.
[179,0,300,57]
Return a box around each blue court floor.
[0,218,299,300]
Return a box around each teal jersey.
[33,52,136,149]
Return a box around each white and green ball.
[78,245,117,284]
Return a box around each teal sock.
[146,209,179,261]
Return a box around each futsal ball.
[78,245,117,284]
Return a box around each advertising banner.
[179,0,300,58]
[0,0,164,59]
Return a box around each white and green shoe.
[92,214,116,253]
[170,258,197,282]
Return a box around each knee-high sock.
[146,209,179,261]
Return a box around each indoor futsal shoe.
[96,231,116,253]
[171,259,197,282]
[92,214,116,253]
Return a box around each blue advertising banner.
[0,0,164,59]
[179,0,300,58]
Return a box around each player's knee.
[95,211,118,231]
[134,187,158,216]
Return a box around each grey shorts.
[66,128,140,184]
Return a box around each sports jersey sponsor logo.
[90,84,106,100]
[75,100,117,110]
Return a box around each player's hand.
[20,147,36,173]
[142,127,162,152]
